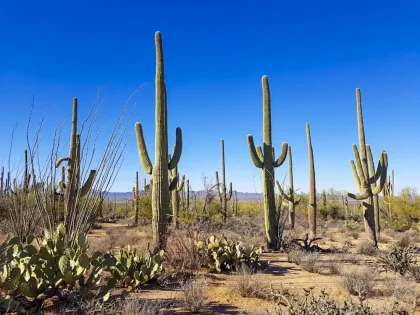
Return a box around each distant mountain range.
[103,191,263,201]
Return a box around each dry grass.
[340,266,377,297]
[345,230,359,240]
[356,240,378,256]
[299,252,320,273]
[385,277,417,302]
[180,279,207,312]
[234,267,271,299]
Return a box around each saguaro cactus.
[216,140,233,223]
[383,170,395,217]
[247,75,288,250]
[169,157,184,229]
[276,146,301,229]
[135,31,182,248]
[134,171,139,225]
[23,150,31,192]
[56,98,96,215]
[347,88,388,246]
[306,123,317,240]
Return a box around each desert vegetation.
[1,30,420,315]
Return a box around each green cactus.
[276,146,301,229]
[216,140,233,223]
[185,179,190,211]
[306,123,317,240]
[383,170,395,217]
[168,154,184,229]
[135,32,182,249]
[347,88,388,246]
[55,98,97,242]
[23,150,31,192]
[196,235,262,273]
[247,76,288,250]
[231,190,238,216]
[134,171,139,225]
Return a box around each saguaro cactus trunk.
[216,140,232,223]
[135,31,182,249]
[169,157,184,229]
[306,123,317,240]
[347,88,388,247]
[247,75,288,250]
[276,146,301,229]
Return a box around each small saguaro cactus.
[383,170,395,217]
[185,179,190,211]
[216,140,233,223]
[247,75,288,250]
[168,154,184,229]
[232,190,238,216]
[306,123,317,241]
[135,31,182,249]
[347,88,388,247]
[276,146,301,229]
[56,98,97,227]
[134,171,140,225]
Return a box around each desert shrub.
[398,229,420,246]
[89,236,112,254]
[165,229,206,272]
[409,265,420,282]
[299,252,320,273]
[287,249,304,264]
[357,240,378,256]
[340,266,377,297]
[180,279,206,313]
[196,235,262,273]
[122,297,171,315]
[377,242,417,276]
[234,266,270,299]
[323,257,343,275]
[385,277,417,302]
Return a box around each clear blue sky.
[1,0,420,194]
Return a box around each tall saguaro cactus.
[247,75,288,250]
[347,88,388,246]
[56,98,97,221]
[306,123,317,240]
[134,171,139,225]
[216,140,233,223]
[135,31,182,249]
[169,157,184,229]
[383,170,395,217]
[276,146,301,229]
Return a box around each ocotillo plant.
[306,123,317,240]
[134,171,139,225]
[247,75,288,250]
[347,88,388,246]
[383,170,395,217]
[216,140,233,223]
[168,154,184,229]
[23,150,30,192]
[135,31,182,248]
[276,146,301,229]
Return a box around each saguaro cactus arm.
[256,145,264,162]
[226,182,233,201]
[135,122,153,175]
[247,135,263,168]
[371,151,388,195]
[177,175,185,192]
[273,143,288,167]
[56,157,70,168]
[276,180,292,202]
[168,128,183,170]
[80,170,96,197]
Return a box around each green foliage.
[387,187,420,232]
[103,246,164,291]
[196,235,262,273]
[0,224,109,301]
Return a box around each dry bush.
[357,240,378,256]
[409,265,420,282]
[398,230,420,245]
[345,230,359,240]
[385,277,417,302]
[104,227,145,251]
[287,249,304,264]
[342,253,361,265]
[323,256,343,275]
[180,279,207,313]
[122,297,171,315]
[378,235,391,244]
[234,267,271,299]
[378,242,417,276]
[299,252,320,273]
[165,229,206,272]
[340,266,377,297]
[88,236,111,253]
[382,228,397,239]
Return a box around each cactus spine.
[247,75,288,250]
[135,31,182,248]
[347,88,388,246]
[169,157,184,229]
[276,146,301,229]
[216,140,232,223]
[55,98,97,228]
[306,123,317,240]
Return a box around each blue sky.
[1,0,420,194]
